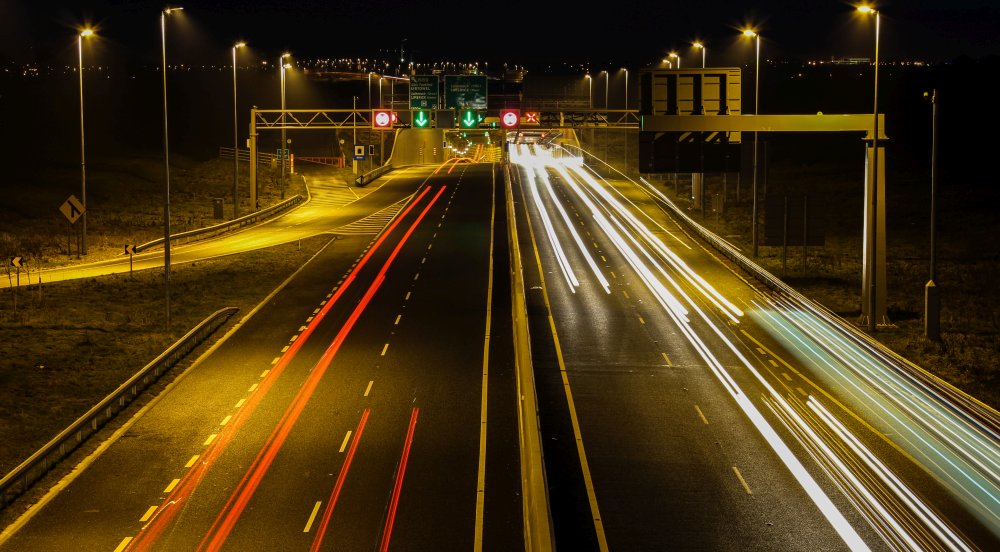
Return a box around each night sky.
[2,1,999,69]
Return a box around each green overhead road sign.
[409,75,439,109]
[413,110,431,128]
[460,110,481,129]
[445,75,488,110]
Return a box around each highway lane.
[512,143,1000,551]
[0,165,426,288]
[0,161,522,551]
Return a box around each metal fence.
[0,307,239,510]
[219,146,277,166]
[134,195,303,254]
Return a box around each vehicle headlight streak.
[514,145,869,550]
[752,298,1000,534]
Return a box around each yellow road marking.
[694,405,709,425]
[428,243,433,250]
[339,431,353,453]
[405,292,412,301]
[622,291,629,300]
[320,300,327,306]
[782,373,792,381]
[661,352,672,366]
[421,257,427,264]
[638,315,645,325]
[306,316,314,322]
[290,334,299,342]
[203,434,217,446]
[394,314,402,325]
[303,501,322,532]
[313,308,321,314]
[756,347,766,355]
[381,343,389,356]
[271,357,280,366]
[601,255,607,262]
[280,345,289,353]
[235,399,245,409]
[220,415,232,426]
[139,506,157,522]
[475,170,497,552]
[260,369,270,378]
[248,383,258,393]
[185,455,199,468]
[113,537,133,552]
[298,325,307,332]
[611,272,617,279]
[414,273,420,281]
[733,467,753,495]
[164,478,181,493]
[769,359,779,368]
[797,387,809,397]
[364,380,373,397]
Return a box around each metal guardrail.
[354,164,393,187]
[504,162,555,551]
[0,307,239,510]
[134,195,303,254]
[219,146,277,166]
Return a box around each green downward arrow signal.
[461,110,477,128]
[414,110,430,128]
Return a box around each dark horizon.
[3,1,1000,71]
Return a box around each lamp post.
[78,28,94,256]
[692,41,706,68]
[585,73,592,109]
[668,52,680,69]
[162,6,182,329]
[858,4,880,332]
[622,67,628,110]
[743,28,761,257]
[279,53,290,203]
[924,89,940,341]
[232,41,245,220]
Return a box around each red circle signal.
[500,109,520,129]
[373,110,392,128]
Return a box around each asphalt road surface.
[510,143,1000,551]
[0,161,523,551]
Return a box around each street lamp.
[622,67,628,110]
[232,41,245,220]
[279,52,291,203]
[742,27,761,257]
[78,28,94,256]
[857,4,880,332]
[692,41,706,68]
[668,52,680,69]
[161,6,182,328]
[585,73,592,109]
[924,89,939,341]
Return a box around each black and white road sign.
[10,257,23,268]
[124,245,137,256]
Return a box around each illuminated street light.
[668,51,680,69]
[692,41,706,68]
[161,6,182,328]
[742,27,762,257]
[585,73,592,109]
[622,67,628,110]
[78,28,94,255]
[857,4,881,332]
[232,41,245,219]
[279,53,291,203]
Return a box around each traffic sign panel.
[372,110,393,128]
[460,110,482,129]
[354,144,366,160]
[412,110,431,128]
[500,109,520,129]
[445,75,488,110]
[59,195,85,224]
[409,75,439,109]
[10,257,23,268]
[523,111,540,125]
[124,245,136,256]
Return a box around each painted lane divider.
[124,185,437,552]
